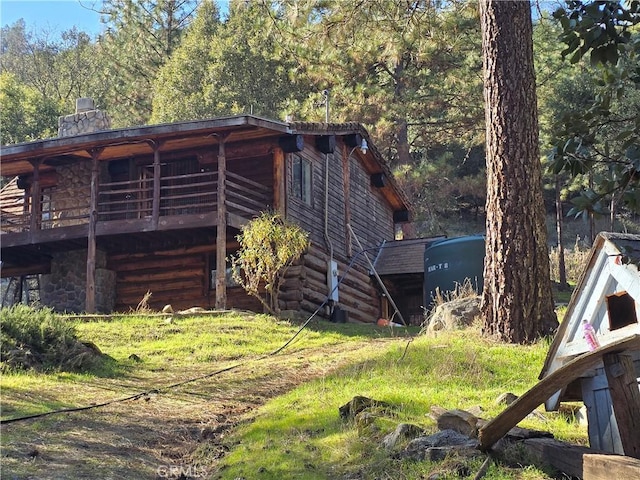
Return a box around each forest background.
[1,0,639,247]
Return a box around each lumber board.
[517,438,607,479]
[112,256,203,272]
[478,335,640,451]
[273,147,285,217]
[118,268,204,283]
[1,262,51,278]
[583,453,640,480]
[118,280,204,296]
[603,353,640,458]
[118,288,206,307]
[107,244,217,262]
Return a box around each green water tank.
[423,235,485,309]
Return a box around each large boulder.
[424,296,481,333]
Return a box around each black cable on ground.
[1,243,414,425]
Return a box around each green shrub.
[231,211,310,315]
[0,305,102,372]
[549,239,591,285]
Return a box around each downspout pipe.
[324,152,334,263]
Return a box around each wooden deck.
[0,171,271,249]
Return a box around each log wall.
[279,244,381,324]
[108,242,262,313]
[283,137,395,323]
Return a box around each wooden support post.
[85,149,102,314]
[29,159,42,233]
[603,353,640,459]
[273,147,286,217]
[151,141,162,228]
[215,137,228,310]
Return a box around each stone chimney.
[58,98,111,137]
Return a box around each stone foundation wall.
[40,250,116,313]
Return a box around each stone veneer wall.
[50,163,93,227]
[52,98,112,226]
[58,109,111,137]
[40,249,116,313]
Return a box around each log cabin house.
[0,100,411,323]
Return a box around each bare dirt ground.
[1,340,390,480]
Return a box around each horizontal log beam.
[118,268,205,284]
[1,262,51,278]
[108,244,218,262]
[112,256,203,272]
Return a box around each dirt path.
[1,339,392,479]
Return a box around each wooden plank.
[108,244,216,262]
[156,212,217,231]
[603,353,640,458]
[226,193,265,211]
[584,453,640,480]
[29,159,41,232]
[216,138,228,309]
[516,437,607,479]
[1,224,90,248]
[86,152,101,314]
[226,170,271,192]
[118,268,204,284]
[0,262,51,278]
[111,256,203,272]
[273,147,286,217]
[152,143,161,228]
[118,279,203,297]
[478,335,640,451]
[226,179,269,201]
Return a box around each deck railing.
[0,171,271,234]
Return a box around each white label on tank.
[427,262,449,273]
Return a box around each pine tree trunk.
[479,0,558,343]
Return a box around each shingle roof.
[373,236,446,276]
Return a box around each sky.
[1,0,106,37]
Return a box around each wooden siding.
[279,244,380,323]
[581,355,640,454]
[348,153,395,262]
[286,139,394,259]
[107,240,262,313]
[284,137,395,323]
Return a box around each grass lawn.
[1,308,587,479]
[219,327,587,480]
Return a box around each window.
[210,260,240,289]
[292,155,312,205]
[606,291,638,330]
